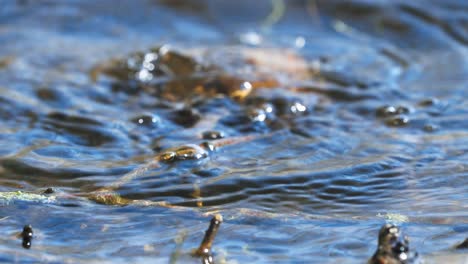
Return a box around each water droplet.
[131,114,160,128]
[240,31,262,45]
[247,108,267,122]
[137,69,153,82]
[295,36,306,48]
[290,102,307,114]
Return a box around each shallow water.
[0,0,467,263]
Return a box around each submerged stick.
[193,214,223,263]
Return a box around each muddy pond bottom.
[0,0,467,263]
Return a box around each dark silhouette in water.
[369,224,422,264]
[455,238,468,250]
[21,225,33,249]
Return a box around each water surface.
[0,0,467,263]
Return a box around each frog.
[368,224,423,264]
[0,133,263,208]
[90,45,314,102]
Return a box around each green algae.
[0,191,56,205]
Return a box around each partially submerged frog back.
[92,45,311,102]
[158,144,209,163]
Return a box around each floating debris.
[21,225,33,249]
[369,224,422,264]
[193,214,223,264]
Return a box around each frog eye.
[159,152,176,162]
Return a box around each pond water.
[0,0,467,263]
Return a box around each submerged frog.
[159,144,209,162]
[91,45,313,102]
[369,224,423,264]
[0,134,262,207]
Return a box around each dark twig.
[193,214,223,264]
